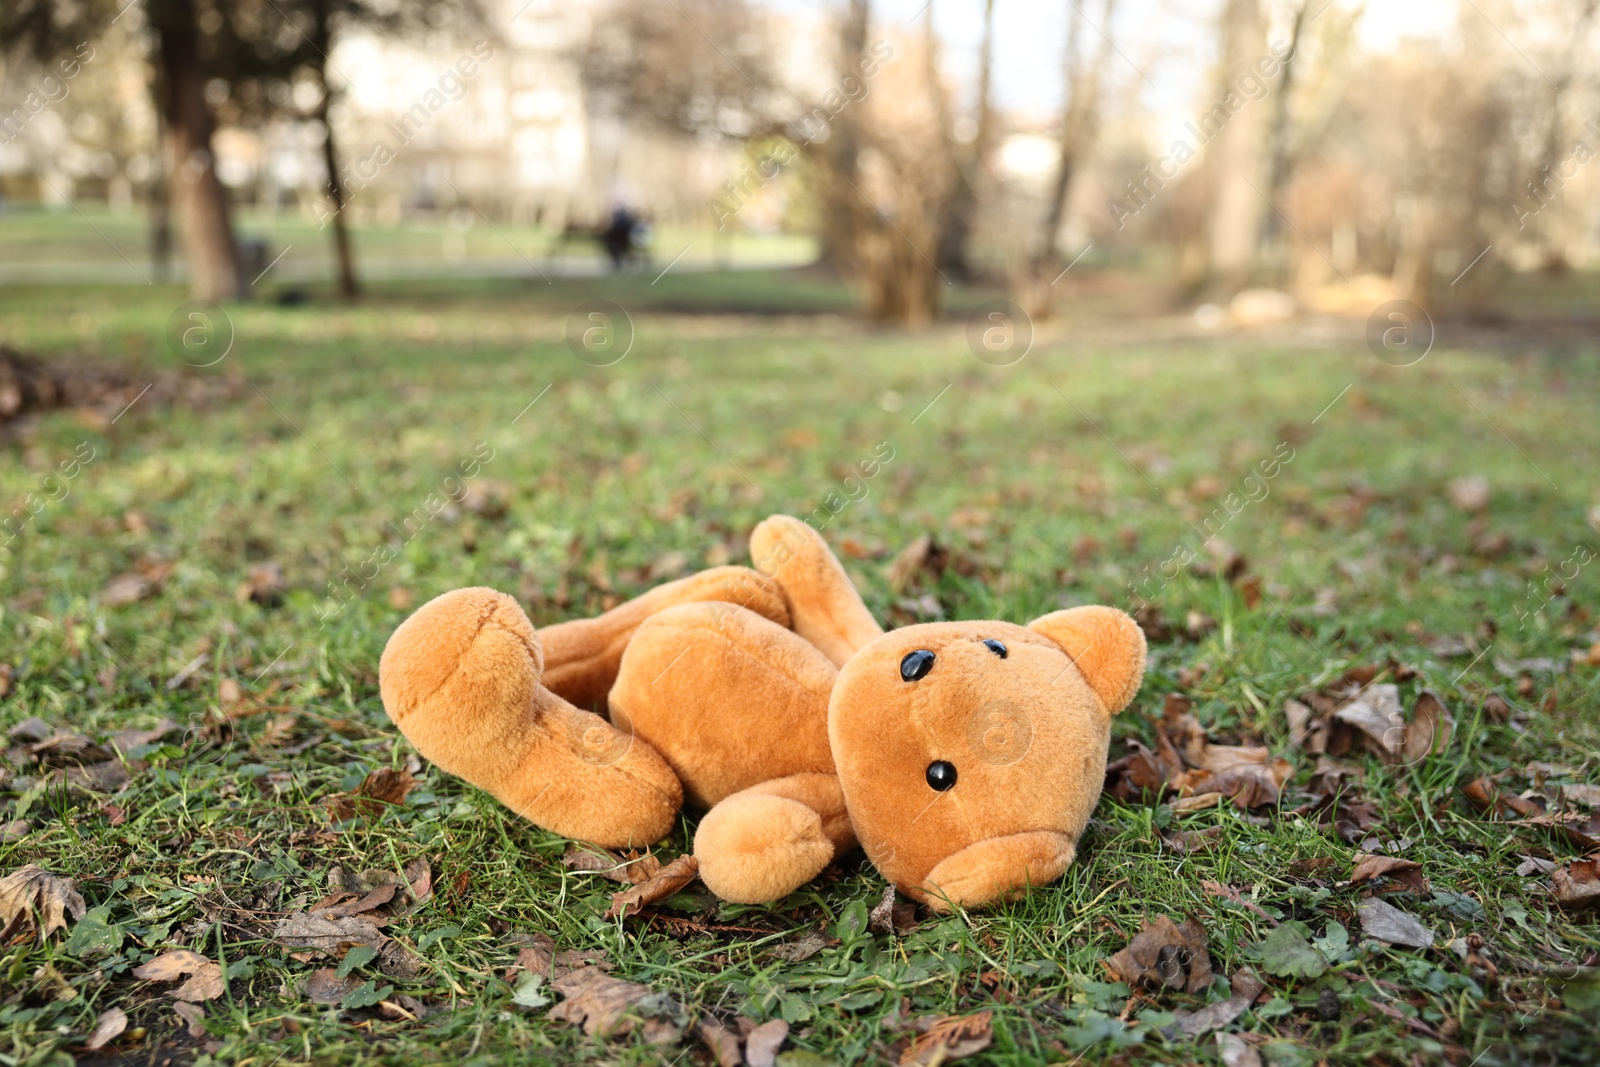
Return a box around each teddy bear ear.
[1027,606,1147,715]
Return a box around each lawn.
[1,270,1598,1066]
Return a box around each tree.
[1035,0,1116,271]
[931,0,996,279]
[4,0,245,301]
[1205,0,1267,293]
[200,0,473,300]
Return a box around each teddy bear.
[378,515,1146,911]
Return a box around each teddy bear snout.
[912,829,1077,911]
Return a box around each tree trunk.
[934,0,995,278]
[1036,0,1114,269]
[1205,0,1266,294]
[149,112,173,282]
[1257,0,1308,266]
[151,0,241,302]
[311,0,359,300]
[817,0,870,272]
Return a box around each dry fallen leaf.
[327,767,417,821]
[744,1018,789,1067]
[604,854,699,920]
[885,533,947,594]
[1217,1031,1264,1067]
[1350,854,1429,894]
[84,1006,127,1051]
[173,1001,206,1038]
[1449,475,1489,513]
[699,1018,744,1067]
[236,561,287,606]
[1400,690,1454,764]
[133,949,226,1001]
[0,864,87,942]
[1358,897,1434,949]
[869,884,920,936]
[1102,914,1214,994]
[547,965,683,1042]
[562,844,662,884]
[900,1010,994,1065]
[1332,684,1407,759]
[272,911,420,979]
[1549,857,1600,911]
[1172,995,1253,1038]
[303,967,364,1004]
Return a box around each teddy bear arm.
[749,514,882,668]
[693,773,853,904]
[539,565,790,709]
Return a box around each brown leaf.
[101,571,156,606]
[744,1018,789,1067]
[173,1001,206,1038]
[869,884,920,936]
[1350,853,1429,894]
[546,965,682,1041]
[699,1018,744,1067]
[1462,777,1544,820]
[84,1006,128,1051]
[327,767,417,821]
[1550,857,1600,911]
[1449,475,1489,513]
[1514,811,1600,851]
[133,949,211,982]
[1173,995,1253,1038]
[272,910,420,979]
[1217,1031,1264,1067]
[314,882,398,920]
[604,854,699,920]
[885,533,947,594]
[767,932,829,962]
[236,561,287,606]
[303,967,363,1004]
[133,950,226,1002]
[106,717,180,752]
[1102,915,1214,994]
[1162,826,1224,854]
[513,934,558,979]
[0,864,87,942]
[1400,690,1453,764]
[562,844,662,884]
[900,1010,994,1065]
[1332,684,1407,760]
[0,662,12,698]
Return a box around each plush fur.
[379,515,1146,910]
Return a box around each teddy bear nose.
[900,649,936,681]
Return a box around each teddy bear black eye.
[900,650,936,682]
[925,760,957,791]
[982,639,1007,658]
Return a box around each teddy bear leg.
[693,773,855,904]
[380,587,683,849]
[749,515,882,667]
[538,565,791,710]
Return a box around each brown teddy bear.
[379,515,1146,910]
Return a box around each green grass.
[2,270,1598,1066]
[0,205,816,283]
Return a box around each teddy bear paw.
[694,793,834,904]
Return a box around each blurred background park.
[1,0,1596,321]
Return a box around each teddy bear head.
[828,606,1146,911]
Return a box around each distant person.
[599,204,649,271]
